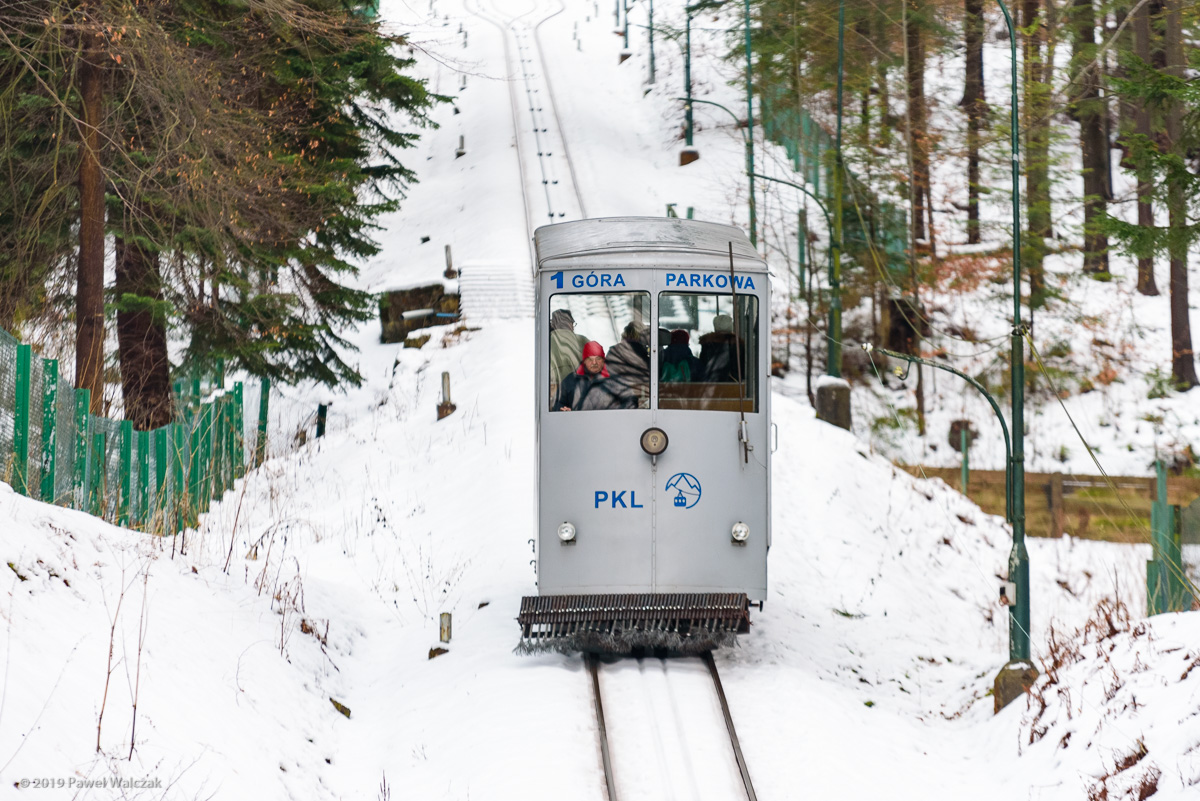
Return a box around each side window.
[549,292,651,412]
[658,292,758,412]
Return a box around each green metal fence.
[760,88,909,279]
[0,327,266,535]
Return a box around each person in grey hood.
[549,308,588,396]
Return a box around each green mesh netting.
[54,386,77,505]
[0,329,18,480]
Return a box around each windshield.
[657,292,758,413]
[548,292,651,412]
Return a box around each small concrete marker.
[437,372,457,420]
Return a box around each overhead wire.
[864,348,1155,741]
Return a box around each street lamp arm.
[750,173,831,232]
[862,343,1013,523]
[686,0,731,12]
[675,97,746,142]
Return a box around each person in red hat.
[555,341,609,411]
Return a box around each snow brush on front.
[516,593,750,655]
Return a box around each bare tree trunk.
[1163,0,1197,388]
[1071,0,1109,275]
[1022,0,1051,308]
[1131,0,1159,294]
[115,237,172,430]
[76,38,105,413]
[905,0,928,244]
[963,0,986,244]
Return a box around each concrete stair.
[458,261,535,320]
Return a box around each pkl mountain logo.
[664,472,702,509]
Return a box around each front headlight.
[558,522,577,543]
[731,522,750,543]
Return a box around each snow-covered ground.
[2,0,1198,799]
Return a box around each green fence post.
[233,382,245,479]
[40,359,58,502]
[960,427,969,495]
[13,343,31,495]
[199,402,213,511]
[154,427,168,531]
[189,421,201,526]
[213,395,225,498]
[73,390,90,509]
[256,377,270,467]
[117,421,132,526]
[1148,460,1169,615]
[172,422,186,534]
[90,430,106,518]
[1169,505,1194,611]
[137,429,149,529]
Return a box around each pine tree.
[1107,6,1199,389]
[2,0,444,425]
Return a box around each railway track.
[468,0,586,255]
[462,10,757,795]
[587,652,758,801]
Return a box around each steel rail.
[589,653,758,801]
[531,0,588,218]
[466,0,536,269]
[702,651,758,801]
[586,655,620,801]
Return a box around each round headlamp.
[557,522,577,542]
[731,522,750,543]
[640,427,669,455]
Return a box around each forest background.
[0,0,1197,459]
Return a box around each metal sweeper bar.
[516,593,750,655]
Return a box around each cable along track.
[587,652,758,801]
[469,0,586,252]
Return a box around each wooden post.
[1049,472,1064,538]
[316,404,328,438]
[440,612,452,643]
[444,244,456,279]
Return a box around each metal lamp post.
[856,0,1030,709]
[677,0,755,247]
[832,0,845,379]
[995,0,1032,706]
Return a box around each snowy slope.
[3,0,1198,799]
